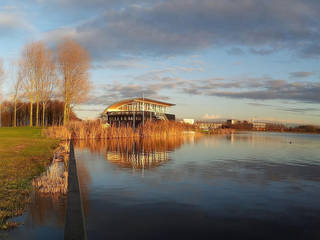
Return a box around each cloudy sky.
[1,0,320,124]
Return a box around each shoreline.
[0,128,59,230]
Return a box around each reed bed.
[32,162,68,194]
[43,120,195,140]
[32,142,69,195]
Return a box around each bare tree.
[12,61,23,127]
[39,53,56,127]
[0,58,4,127]
[0,58,3,87]
[20,42,37,127]
[56,39,91,125]
[20,41,54,127]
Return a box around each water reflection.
[71,132,320,240]
[74,134,199,169]
[27,192,66,228]
[6,132,320,240]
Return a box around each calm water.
[4,132,320,240]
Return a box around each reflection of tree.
[77,159,91,217]
[27,191,66,227]
[74,135,200,169]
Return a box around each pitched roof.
[103,98,175,113]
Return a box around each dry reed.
[32,142,70,195]
[32,162,68,194]
[43,120,195,140]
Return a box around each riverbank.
[0,127,58,230]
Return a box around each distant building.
[103,98,175,127]
[183,119,195,125]
[226,119,239,125]
[195,121,223,130]
[252,122,266,131]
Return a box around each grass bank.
[0,127,58,230]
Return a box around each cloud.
[41,27,79,44]
[87,69,320,106]
[248,102,320,115]
[250,48,277,55]
[0,12,35,34]
[289,72,315,78]
[87,80,173,105]
[226,48,245,56]
[279,107,320,113]
[181,77,320,103]
[38,0,320,60]
[92,59,148,70]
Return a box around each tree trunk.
[42,102,46,127]
[30,101,33,127]
[0,102,2,128]
[13,100,17,127]
[36,101,39,127]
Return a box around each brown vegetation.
[0,39,90,127]
[287,125,320,134]
[222,122,320,134]
[32,142,69,195]
[0,58,4,127]
[57,39,91,125]
[44,120,196,140]
[19,42,54,127]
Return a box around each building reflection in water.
[74,133,200,169]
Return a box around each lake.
[4,132,320,240]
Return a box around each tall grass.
[32,141,69,195]
[43,120,195,140]
[32,162,68,194]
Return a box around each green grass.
[0,127,58,230]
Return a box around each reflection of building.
[103,98,175,127]
[106,151,170,169]
[252,122,266,131]
[74,136,191,169]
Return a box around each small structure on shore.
[252,122,267,131]
[103,98,175,127]
[226,119,239,125]
[195,121,223,130]
[182,119,195,125]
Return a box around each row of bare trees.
[0,59,3,127]
[0,39,91,127]
[0,100,79,127]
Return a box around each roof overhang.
[103,98,175,114]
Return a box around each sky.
[0,0,319,125]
